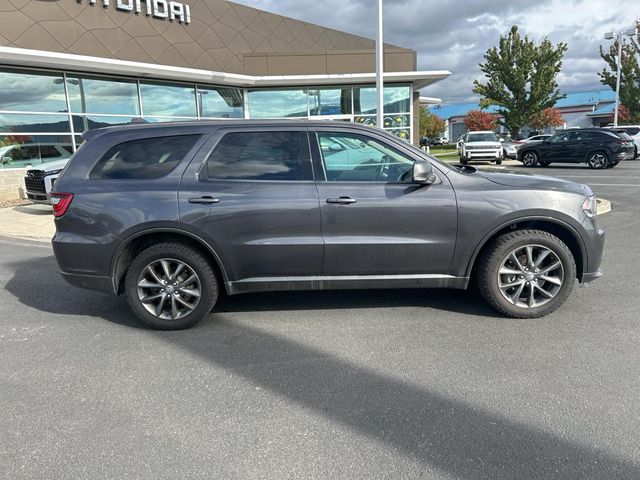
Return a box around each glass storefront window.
[140,82,197,117]
[0,69,67,113]
[67,76,139,115]
[72,115,142,132]
[248,89,308,118]
[198,87,243,118]
[144,117,200,123]
[0,134,73,169]
[308,88,352,116]
[354,85,411,114]
[0,113,71,133]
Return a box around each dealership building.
[0,0,450,197]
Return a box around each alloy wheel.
[497,245,564,308]
[522,152,538,167]
[588,153,607,169]
[137,258,202,320]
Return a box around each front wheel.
[521,151,538,167]
[495,158,503,165]
[587,152,608,169]
[125,242,219,330]
[477,230,576,318]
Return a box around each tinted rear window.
[206,131,306,181]
[621,127,640,136]
[90,135,200,179]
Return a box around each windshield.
[466,133,497,142]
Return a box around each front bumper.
[462,151,503,160]
[25,190,51,204]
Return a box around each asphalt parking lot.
[2,161,640,479]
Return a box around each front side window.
[549,132,571,143]
[90,135,200,179]
[317,132,414,182]
[206,131,306,181]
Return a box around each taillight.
[51,192,73,217]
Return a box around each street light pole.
[614,35,623,127]
[375,0,384,130]
[605,27,638,127]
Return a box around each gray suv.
[52,121,605,329]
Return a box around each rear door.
[178,127,323,284]
[545,131,573,162]
[311,128,457,276]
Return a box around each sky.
[232,0,638,104]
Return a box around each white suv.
[458,131,503,165]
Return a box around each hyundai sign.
[77,0,192,24]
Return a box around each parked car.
[517,128,635,168]
[458,131,503,165]
[430,136,448,146]
[607,126,640,159]
[51,121,604,329]
[503,134,552,159]
[24,157,72,204]
[1,143,72,169]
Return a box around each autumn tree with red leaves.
[464,110,498,131]
[529,107,565,131]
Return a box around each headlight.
[582,195,597,218]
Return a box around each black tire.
[587,151,608,169]
[125,242,219,330]
[607,161,619,168]
[521,151,538,167]
[634,147,638,160]
[495,158,503,165]
[477,229,576,318]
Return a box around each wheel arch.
[466,217,586,283]
[110,228,230,295]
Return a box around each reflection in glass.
[144,117,199,123]
[0,134,74,169]
[248,89,308,118]
[0,69,67,113]
[140,82,197,117]
[72,115,139,132]
[308,88,352,116]
[0,113,71,133]
[388,129,411,142]
[354,85,411,114]
[198,87,243,118]
[67,76,139,115]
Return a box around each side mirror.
[413,159,436,185]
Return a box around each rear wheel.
[522,151,538,167]
[125,242,219,330]
[477,230,576,318]
[587,151,608,169]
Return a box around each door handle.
[188,196,220,205]
[326,196,357,205]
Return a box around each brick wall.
[0,170,26,201]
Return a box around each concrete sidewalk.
[0,204,55,242]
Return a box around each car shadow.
[5,253,640,478]
[4,255,501,325]
[13,204,52,216]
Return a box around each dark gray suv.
[51,121,605,329]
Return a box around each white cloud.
[232,0,639,103]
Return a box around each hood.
[27,158,70,173]
[465,141,501,147]
[474,168,593,196]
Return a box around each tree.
[473,25,567,139]
[464,110,498,131]
[529,107,565,131]
[599,23,640,123]
[420,108,447,138]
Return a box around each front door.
[311,128,458,276]
[179,128,323,285]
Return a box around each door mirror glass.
[413,159,436,184]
